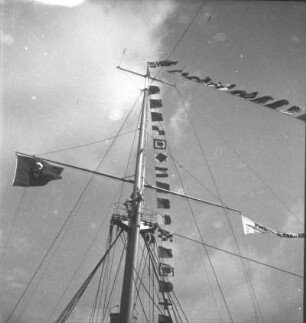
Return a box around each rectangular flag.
[149,85,160,95]
[157,198,170,209]
[156,181,170,193]
[159,263,174,276]
[158,246,173,258]
[158,228,173,242]
[150,99,163,109]
[265,99,289,109]
[250,96,274,104]
[151,112,163,122]
[163,214,172,225]
[152,125,166,136]
[158,314,173,323]
[148,60,178,68]
[154,139,167,149]
[13,154,63,187]
[159,281,174,293]
[240,91,258,99]
[155,167,168,177]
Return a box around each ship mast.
[118,65,150,323]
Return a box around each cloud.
[214,32,227,42]
[3,0,86,6]
[35,0,86,6]
[3,0,177,161]
[0,31,14,46]
[169,100,190,142]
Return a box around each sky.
[0,0,305,322]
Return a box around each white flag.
[241,215,269,235]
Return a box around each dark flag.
[297,114,306,121]
[156,181,170,193]
[155,166,169,177]
[154,139,167,149]
[159,281,174,292]
[157,198,170,209]
[241,91,258,99]
[151,112,163,122]
[265,99,289,109]
[155,153,168,163]
[276,232,304,238]
[250,96,274,104]
[158,246,173,258]
[228,90,246,96]
[13,154,63,187]
[187,75,201,82]
[167,69,183,73]
[286,106,302,113]
[158,228,173,242]
[158,314,173,323]
[163,214,172,225]
[159,263,174,276]
[152,125,166,136]
[148,60,178,68]
[149,85,160,95]
[157,60,178,67]
[199,76,212,84]
[150,99,163,109]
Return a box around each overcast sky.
[0,1,305,322]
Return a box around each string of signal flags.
[149,60,306,122]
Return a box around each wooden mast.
[118,65,150,323]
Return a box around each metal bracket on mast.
[116,66,176,87]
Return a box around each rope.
[102,242,126,320]
[46,191,120,321]
[36,129,137,156]
[6,94,140,323]
[54,229,123,323]
[174,232,303,279]
[152,0,207,81]
[175,86,263,322]
[168,149,233,323]
[193,103,302,225]
[0,189,26,264]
